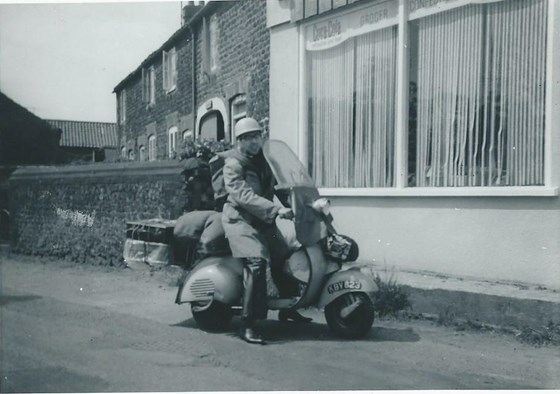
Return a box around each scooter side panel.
[317,268,379,309]
[177,256,244,305]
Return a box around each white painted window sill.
[318,186,560,197]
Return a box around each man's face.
[238,131,263,156]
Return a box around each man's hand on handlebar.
[277,207,294,220]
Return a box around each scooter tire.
[325,292,375,339]
[191,301,233,332]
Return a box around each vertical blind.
[308,28,397,188]
[309,40,355,187]
[414,0,547,187]
[355,28,397,187]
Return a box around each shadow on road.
[0,294,42,306]
[172,317,420,344]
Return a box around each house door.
[199,111,225,141]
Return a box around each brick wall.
[116,0,270,158]
[119,37,194,159]
[9,162,185,266]
[194,0,270,123]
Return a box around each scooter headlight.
[311,197,331,215]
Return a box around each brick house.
[113,0,270,161]
[45,119,119,164]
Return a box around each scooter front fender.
[318,268,378,309]
[176,256,243,306]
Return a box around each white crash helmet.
[234,117,262,139]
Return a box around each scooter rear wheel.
[191,301,233,331]
[325,292,374,339]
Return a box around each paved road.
[1,256,558,391]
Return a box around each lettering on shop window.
[359,8,389,27]
[306,2,398,51]
[313,19,342,42]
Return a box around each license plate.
[327,280,362,294]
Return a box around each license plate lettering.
[328,280,362,294]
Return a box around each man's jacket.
[221,149,280,227]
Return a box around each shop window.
[305,0,548,189]
[148,135,157,161]
[408,0,547,187]
[121,146,126,158]
[163,47,178,93]
[142,66,156,105]
[307,26,398,188]
[168,126,178,158]
[128,149,135,161]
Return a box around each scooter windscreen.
[263,140,328,246]
[262,140,315,189]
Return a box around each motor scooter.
[175,140,379,339]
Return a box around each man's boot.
[240,258,267,345]
[240,319,266,345]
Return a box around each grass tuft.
[372,270,412,318]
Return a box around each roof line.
[112,1,220,93]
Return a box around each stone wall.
[9,162,185,266]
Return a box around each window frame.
[230,94,247,142]
[139,145,146,162]
[142,66,156,105]
[163,47,178,93]
[168,126,178,158]
[299,0,558,197]
[209,14,220,74]
[148,135,157,161]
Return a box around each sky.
[0,1,185,122]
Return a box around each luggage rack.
[125,218,176,244]
[124,218,177,269]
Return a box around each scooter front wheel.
[325,292,374,339]
[191,301,233,331]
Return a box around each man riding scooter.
[221,117,311,345]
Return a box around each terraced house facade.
[113,0,270,162]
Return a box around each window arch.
[196,98,228,141]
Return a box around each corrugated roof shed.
[46,120,118,148]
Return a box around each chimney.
[182,0,205,25]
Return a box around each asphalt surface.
[1,255,559,391]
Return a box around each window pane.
[409,0,547,187]
[354,27,397,187]
[308,28,397,188]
